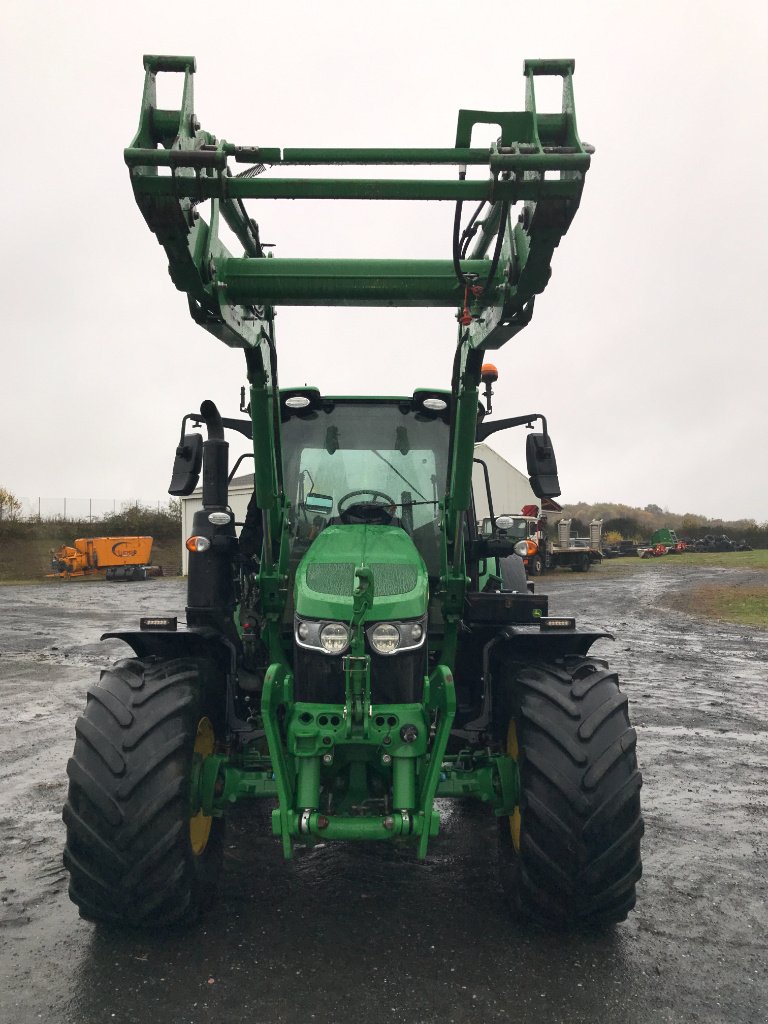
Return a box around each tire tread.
[63,656,222,928]
[497,654,643,927]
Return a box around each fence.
[16,497,174,523]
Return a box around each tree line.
[3,485,766,549]
[561,501,767,549]
[0,491,181,542]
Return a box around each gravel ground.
[0,565,766,1024]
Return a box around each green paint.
[126,55,591,860]
[295,525,427,621]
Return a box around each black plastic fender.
[101,626,237,672]
[101,627,255,737]
[492,626,614,660]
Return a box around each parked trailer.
[548,518,603,572]
[49,536,154,581]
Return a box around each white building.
[471,443,540,523]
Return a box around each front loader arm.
[126,55,271,350]
[124,55,591,355]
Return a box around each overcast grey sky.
[2,1,766,521]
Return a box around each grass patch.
[665,583,768,629]
[660,549,768,570]
[599,549,768,574]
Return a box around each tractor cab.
[280,389,450,578]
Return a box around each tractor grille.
[293,647,345,703]
[306,562,355,596]
[294,647,425,704]
[369,563,419,596]
[306,562,418,597]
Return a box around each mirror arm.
[220,416,253,440]
[183,411,252,443]
[177,413,201,451]
[476,413,548,443]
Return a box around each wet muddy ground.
[1,565,766,1024]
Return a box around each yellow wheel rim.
[189,716,215,856]
[506,719,522,852]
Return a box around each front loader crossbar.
[222,258,499,306]
[128,172,585,203]
[125,144,588,172]
[125,55,591,352]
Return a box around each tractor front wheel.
[63,656,224,928]
[498,656,643,927]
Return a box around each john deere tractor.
[63,56,642,929]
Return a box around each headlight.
[295,616,425,656]
[370,623,400,655]
[294,617,350,656]
[366,618,426,656]
[319,622,350,654]
[513,540,529,557]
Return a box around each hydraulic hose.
[460,199,487,258]
[483,200,510,292]
[452,170,509,293]
[452,171,469,286]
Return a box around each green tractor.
[63,56,642,929]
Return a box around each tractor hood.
[294,525,428,622]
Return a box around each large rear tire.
[497,655,643,927]
[63,656,224,928]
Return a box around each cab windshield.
[280,397,450,568]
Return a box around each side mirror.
[526,432,560,499]
[169,433,203,496]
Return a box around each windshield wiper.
[371,450,428,501]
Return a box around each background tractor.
[63,55,642,930]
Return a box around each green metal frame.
[126,55,589,347]
[127,55,591,857]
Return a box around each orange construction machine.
[49,537,154,581]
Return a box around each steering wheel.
[337,489,398,525]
